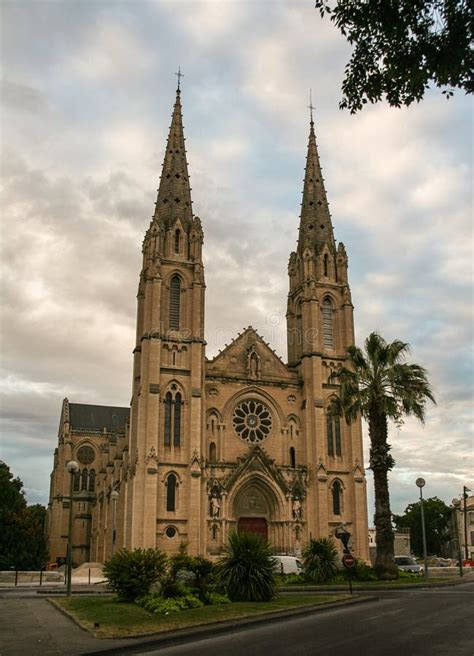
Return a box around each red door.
[238,517,268,540]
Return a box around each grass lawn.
[51,594,346,638]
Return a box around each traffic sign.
[342,553,355,568]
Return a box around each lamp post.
[416,478,428,580]
[66,460,79,596]
[451,498,463,578]
[110,490,119,556]
[462,486,471,562]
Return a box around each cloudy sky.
[1,0,472,520]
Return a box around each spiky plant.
[302,537,339,583]
[329,332,435,580]
[217,532,277,602]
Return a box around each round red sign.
[342,553,355,568]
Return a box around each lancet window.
[166,473,178,512]
[332,480,342,515]
[327,415,342,457]
[322,297,334,348]
[163,388,184,447]
[169,276,181,330]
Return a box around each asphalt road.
[133,584,474,656]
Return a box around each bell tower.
[125,83,206,551]
[286,106,368,557]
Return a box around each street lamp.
[416,478,428,580]
[110,490,119,556]
[66,460,79,596]
[462,486,471,562]
[451,498,463,578]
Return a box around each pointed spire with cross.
[307,89,315,127]
[175,66,184,92]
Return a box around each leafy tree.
[0,461,48,570]
[103,548,167,601]
[302,537,339,583]
[217,532,277,601]
[314,0,473,112]
[329,333,435,580]
[393,496,451,557]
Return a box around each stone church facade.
[47,86,370,565]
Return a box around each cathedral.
[46,84,370,566]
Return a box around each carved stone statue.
[292,498,302,521]
[210,496,220,518]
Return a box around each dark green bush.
[302,538,339,583]
[217,531,277,602]
[137,593,204,615]
[103,548,167,601]
[207,591,231,605]
[341,560,377,581]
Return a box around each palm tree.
[329,332,435,580]
[302,537,339,583]
[217,531,277,601]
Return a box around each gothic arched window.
[73,469,81,492]
[88,469,96,492]
[327,415,334,456]
[332,480,342,515]
[166,473,177,512]
[322,297,334,349]
[334,416,342,456]
[174,229,180,254]
[289,447,296,468]
[327,414,342,457]
[173,392,182,447]
[169,276,181,330]
[164,392,172,447]
[209,442,217,463]
[81,468,88,491]
[323,253,329,277]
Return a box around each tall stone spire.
[154,86,193,229]
[297,111,335,254]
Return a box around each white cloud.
[1,0,472,513]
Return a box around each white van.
[273,555,303,574]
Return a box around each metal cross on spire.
[175,66,184,91]
[307,89,315,126]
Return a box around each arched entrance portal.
[238,517,268,540]
[232,478,281,545]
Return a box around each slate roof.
[69,403,129,431]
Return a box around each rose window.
[232,399,272,443]
[77,445,95,465]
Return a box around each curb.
[278,577,474,593]
[50,595,377,655]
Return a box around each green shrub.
[103,548,167,601]
[169,542,195,576]
[283,573,306,585]
[343,560,377,581]
[302,538,339,583]
[217,531,277,602]
[207,591,231,605]
[137,592,204,615]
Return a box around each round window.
[232,399,272,443]
[165,526,177,539]
[76,445,95,465]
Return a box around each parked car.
[273,555,303,574]
[394,556,422,574]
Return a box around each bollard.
[40,568,43,586]
[15,570,18,586]
[88,568,91,585]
